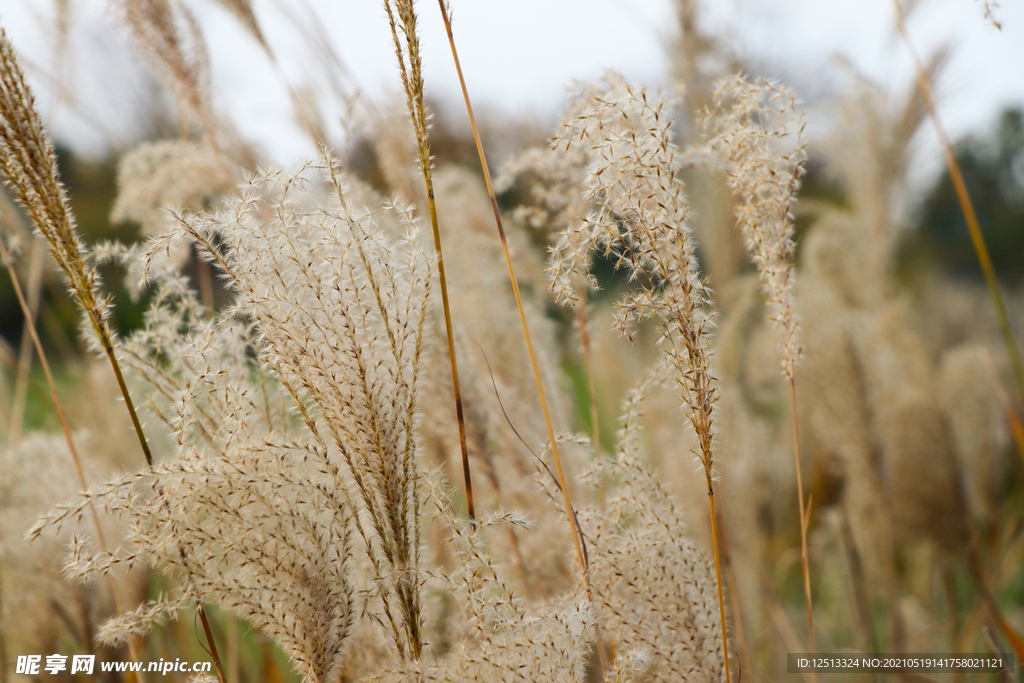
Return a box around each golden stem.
[434,0,585,581]
[715,504,752,678]
[790,376,816,683]
[435,4,601,673]
[199,607,228,683]
[979,349,1024,471]
[894,1,1024,409]
[384,0,475,525]
[8,236,44,443]
[103,341,154,467]
[425,177,476,522]
[706,473,731,683]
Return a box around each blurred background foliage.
[4,103,1021,356]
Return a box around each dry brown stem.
[894,1,1024,411]
[384,0,475,527]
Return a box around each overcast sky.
[0,0,1020,164]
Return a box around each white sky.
[0,0,1021,165]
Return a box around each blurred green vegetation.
[0,146,150,356]
[908,107,1024,282]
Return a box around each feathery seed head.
[36,156,434,680]
[702,76,806,379]
[0,27,117,354]
[547,75,719,477]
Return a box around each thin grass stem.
[966,521,1024,661]
[199,608,228,683]
[715,502,751,679]
[705,473,732,683]
[104,342,154,467]
[383,0,475,525]
[894,1,1024,410]
[8,236,43,444]
[789,377,816,683]
[426,183,475,522]
[434,5,604,673]
[980,349,1024,471]
[433,0,586,583]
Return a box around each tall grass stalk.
[703,75,808,680]
[547,77,734,681]
[705,474,731,683]
[790,379,815,678]
[433,0,589,584]
[893,2,1024,412]
[715,506,751,677]
[980,350,1024,469]
[384,0,475,523]
[199,611,227,683]
[434,6,608,673]
[894,8,1024,659]
[8,237,43,444]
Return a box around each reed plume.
[112,140,234,239]
[703,76,805,379]
[549,77,716,484]
[702,75,813,667]
[6,3,1019,681]
[2,433,142,671]
[32,157,433,679]
[0,25,156,466]
[580,370,725,683]
[113,0,216,141]
[383,0,476,523]
[373,469,595,682]
[548,74,729,681]
[0,27,111,361]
